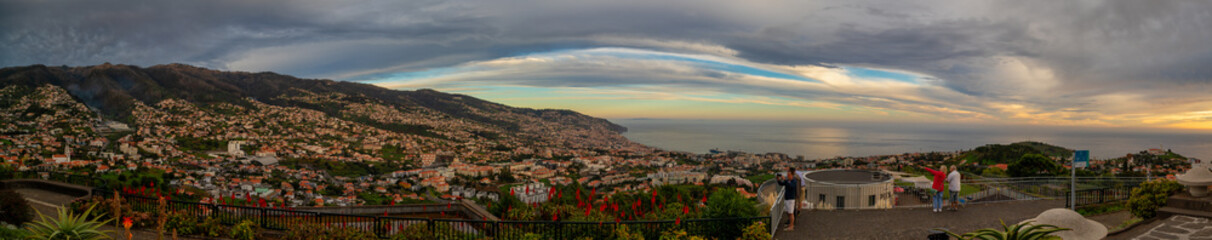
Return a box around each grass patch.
[946,183,983,199]
[959,183,982,196]
[745,173,775,185]
[1111,217,1143,232]
[379,144,410,162]
[1077,202,1127,216]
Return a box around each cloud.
[3,0,1212,128]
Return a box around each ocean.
[614,119,1212,160]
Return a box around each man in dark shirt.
[777,167,799,231]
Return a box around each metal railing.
[2,171,769,239]
[797,176,1151,210]
[769,185,785,236]
[125,194,767,239]
[893,177,1148,208]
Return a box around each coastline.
[615,119,1212,160]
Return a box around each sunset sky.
[4,0,1212,130]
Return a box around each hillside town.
[1,84,1196,209]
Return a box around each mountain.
[0,63,637,152]
[958,141,1074,165]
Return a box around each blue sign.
[1074,150,1089,168]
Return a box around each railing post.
[373,216,382,238]
[427,219,434,237]
[1098,188,1105,204]
[260,207,267,229]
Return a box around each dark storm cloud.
[4,0,1212,126]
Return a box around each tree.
[498,168,516,183]
[1134,151,1161,179]
[704,189,759,219]
[0,189,33,225]
[1008,154,1062,177]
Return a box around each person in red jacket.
[922,165,947,212]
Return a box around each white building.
[228,141,245,157]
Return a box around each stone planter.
[1178,164,1212,198]
[1190,185,1209,197]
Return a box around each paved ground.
[1088,211,1134,231]
[1113,215,1212,240]
[775,200,1066,240]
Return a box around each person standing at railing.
[946,165,962,211]
[923,165,947,213]
[776,167,799,231]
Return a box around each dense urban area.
[2,82,1195,215]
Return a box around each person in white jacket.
[946,165,962,211]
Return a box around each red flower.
[122,217,133,229]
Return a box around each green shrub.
[738,221,770,240]
[659,229,706,240]
[520,233,546,240]
[704,189,759,219]
[390,222,480,240]
[0,189,34,225]
[280,224,313,240]
[1128,179,1183,219]
[614,224,645,240]
[197,216,225,238]
[163,212,197,236]
[697,189,761,239]
[24,205,112,240]
[938,220,1068,240]
[281,223,327,240]
[230,219,259,240]
[0,223,29,239]
[322,226,376,240]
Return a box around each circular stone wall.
[802,169,894,210]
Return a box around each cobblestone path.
[1132,215,1212,240]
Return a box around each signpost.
[1071,150,1089,209]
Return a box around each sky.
[4,0,1212,130]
